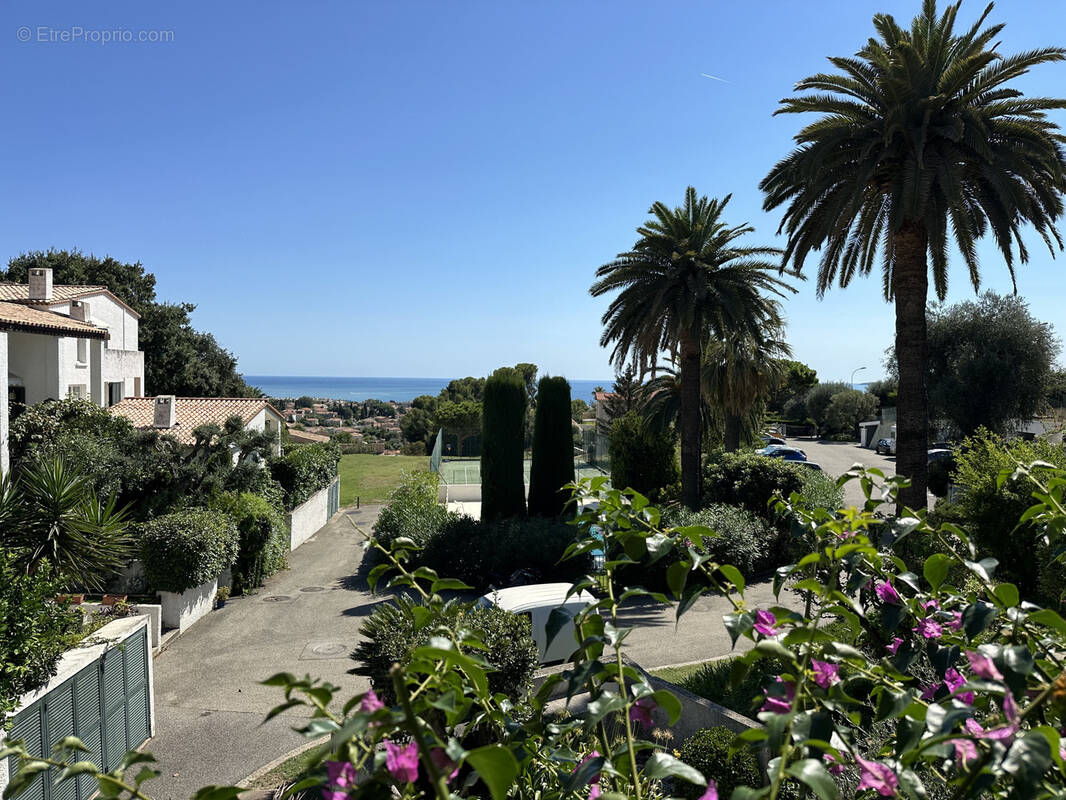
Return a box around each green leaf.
[545,606,575,650]
[1029,608,1066,635]
[650,689,682,725]
[643,752,706,785]
[897,768,928,800]
[993,583,1020,608]
[754,638,796,664]
[190,787,244,800]
[785,758,839,800]
[466,745,519,800]
[717,564,745,594]
[923,554,951,591]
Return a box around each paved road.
[148,507,382,800]
[780,437,906,508]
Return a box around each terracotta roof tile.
[0,284,142,319]
[108,397,284,444]
[0,301,109,339]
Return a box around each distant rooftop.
[108,397,283,444]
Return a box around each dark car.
[927,448,953,463]
[760,434,786,446]
[875,438,896,455]
[764,447,807,462]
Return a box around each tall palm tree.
[761,0,1066,509]
[591,188,794,508]
[704,330,791,452]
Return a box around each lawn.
[338,454,429,506]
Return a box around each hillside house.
[0,268,144,409]
[108,395,285,456]
[0,300,111,472]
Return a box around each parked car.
[477,583,597,664]
[875,438,896,455]
[760,434,786,446]
[927,448,953,463]
[764,447,808,462]
[756,444,788,456]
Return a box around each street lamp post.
[850,366,867,388]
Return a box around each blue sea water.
[245,375,611,403]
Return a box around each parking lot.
[775,437,905,508]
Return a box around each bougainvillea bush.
[6,465,1066,800]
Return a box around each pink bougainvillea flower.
[886,637,904,655]
[915,618,943,640]
[947,612,964,631]
[855,756,899,797]
[875,581,901,604]
[579,751,602,800]
[753,610,779,637]
[324,761,357,800]
[965,718,984,736]
[760,677,795,714]
[811,660,841,689]
[629,697,656,728]
[384,740,419,783]
[921,599,940,612]
[824,753,845,776]
[951,738,978,766]
[359,689,385,714]
[920,684,938,702]
[944,669,974,705]
[698,780,719,800]
[974,693,1022,742]
[966,651,1003,680]
[430,749,459,781]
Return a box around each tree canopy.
[4,249,257,397]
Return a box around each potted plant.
[102,593,127,606]
[215,586,231,609]
[56,593,85,605]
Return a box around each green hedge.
[269,442,341,510]
[0,550,80,711]
[350,595,538,706]
[702,452,805,516]
[209,492,288,594]
[139,508,240,593]
[668,505,782,576]
[372,471,451,549]
[609,411,679,503]
[677,727,763,800]
[419,514,592,591]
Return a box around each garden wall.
[288,476,340,550]
[81,602,162,651]
[159,568,231,633]
[1,615,154,800]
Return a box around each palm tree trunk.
[724,414,741,452]
[893,221,929,512]
[679,326,703,509]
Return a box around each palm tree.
[703,330,791,452]
[591,188,795,508]
[761,0,1066,509]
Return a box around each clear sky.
[3,1,1065,384]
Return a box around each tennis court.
[437,458,606,486]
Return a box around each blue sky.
[2,1,1065,384]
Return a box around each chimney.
[153,395,176,429]
[29,268,53,301]
[69,299,89,322]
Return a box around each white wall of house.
[8,331,60,403]
[48,296,143,403]
[248,407,284,456]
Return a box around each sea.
[244,375,611,404]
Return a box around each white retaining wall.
[159,567,230,633]
[288,478,339,550]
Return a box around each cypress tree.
[528,376,576,517]
[481,367,527,519]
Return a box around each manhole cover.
[300,586,325,593]
[261,595,292,603]
[299,641,349,660]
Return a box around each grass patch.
[249,745,323,790]
[649,662,707,686]
[338,454,430,506]
[652,657,779,718]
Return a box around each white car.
[477,583,596,664]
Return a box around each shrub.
[951,429,1066,595]
[372,471,451,549]
[350,595,538,706]
[702,452,804,517]
[139,508,240,593]
[798,468,844,511]
[677,727,763,800]
[678,657,781,717]
[609,411,679,502]
[528,376,576,518]
[269,442,341,510]
[0,550,80,712]
[668,505,780,576]
[209,492,289,594]
[419,514,592,590]
[481,367,528,519]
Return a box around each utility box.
[478,583,596,664]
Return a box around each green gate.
[7,625,151,800]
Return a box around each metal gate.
[327,477,340,517]
[7,626,151,800]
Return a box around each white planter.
[159,575,219,632]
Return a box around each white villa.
[0,267,145,409]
